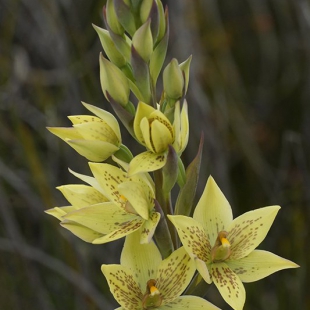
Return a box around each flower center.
[142,279,162,309]
[119,195,137,215]
[211,230,231,262]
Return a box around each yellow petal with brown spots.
[168,215,211,262]
[194,176,233,246]
[160,295,220,309]
[101,264,143,310]
[57,184,108,208]
[211,262,245,310]
[227,249,299,283]
[227,205,280,260]
[156,247,196,304]
[121,230,162,289]
[128,151,167,176]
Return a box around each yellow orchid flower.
[128,101,188,175]
[101,231,220,310]
[46,164,160,244]
[168,176,299,310]
[47,102,121,162]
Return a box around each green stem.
[154,169,178,249]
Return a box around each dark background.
[0,0,308,309]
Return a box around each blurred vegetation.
[0,0,308,309]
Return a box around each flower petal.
[211,262,245,310]
[168,215,211,261]
[101,264,143,310]
[121,230,162,289]
[195,258,211,284]
[68,168,105,195]
[92,217,144,244]
[193,176,233,246]
[63,202,137,234]
[89,163,127,207]
[227,205,280,259]
[118,181,153,220]
[128,151,167,176]
[160,295,220,309]
[228,249,299,283]
[82,102,121,141]
[45,206,76,220]
[134,102,155,143]
[47,127,81,141]
[150,119,174,153]
[139,211,161,243]
[140,117,152,150]
[68,139,119,162]
[57,184,108,208]
[156,247,196,303]
[60,221,104,242]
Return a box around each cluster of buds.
[46,1,299,310]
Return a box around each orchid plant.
[46,1,299,309]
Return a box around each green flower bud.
[140,0,153,24]
[106,0,124,35]
[114,0,136,37]
[99,53,130,107]
[155,0,166,43]
[132,20,153,62]
[179,55,192,94]
[163,58,184,100]
[93,25,127,67]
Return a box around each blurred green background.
[0,0,308,309]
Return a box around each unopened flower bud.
[99,53,130,106]
[93,25,126,67]
[132,20,153,63]
[163,58,184,99]
[105,0,124,35]
[179,55,192,94]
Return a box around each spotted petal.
[57,184,108,208]
[92,217,144,244]
[89,163,127,206]
[211,262,245,310]
[156,247,196,304]
[101,264,143,310]
[161,295,220,309]
[82,102,121,141]
[168,215,211,261]
[128,151,167,176]
[193,176,233,246]
[121,231,162,289]
[139,211,161,243]
[228,249,299,283]
[227,205,280,260]
[74,121,119,143]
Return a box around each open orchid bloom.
[128,101,188,176]
[101,231,220,310]
[168,176,299,310]
[46,164,160,244]
[47,102,121,162]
